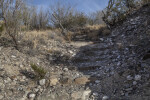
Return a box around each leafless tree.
[30,7,38,30]
[38,7,49,30]
[0,0,25,49]
[22,4,32,31]
[49,3,75,30]
[88,11,105,25]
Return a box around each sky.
[28,0,109,14]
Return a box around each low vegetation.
[30,63,47,79]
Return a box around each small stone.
[4,77,12,83]
[74,77,90,85]
[125,93,129,96]
[0,47,2,51]
[22,76,26,80]
[11,55,16,58]
[50,78,58,86]
[121,91,125,96]
[20,64,24,68]
[93,92,99,96]
[125,88,133,91]
[18,87,23,91]
[117,43,123,49]
[68,50,73,54]
[99,38,104,41]
[71,90,91,100]
[133,81,137,85]
[89,83,93,86]
[63,68,68,72]
[71,91,82,100]
[0,95,4,99]
[127,75,133,80]
[97,74,100,77]
[34,88,39,92]
[28,93,36,99]
[39,79,46,86]
[82,90,91,100]
[117,62,121,66]
[95,80,100,84]
[134,75,141,81]
[102,96,109,100]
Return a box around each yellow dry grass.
[85,24,106,30]
[22,29,65,49]
[23,29,60,40]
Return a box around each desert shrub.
[38,36,47,45]
[50,2,88,30]
[102,28,111,36]
[0,0,25,50]
[47,31,65,42]
[30,63,46,79]
[0,36,13,46]
[0,26,3,36]
[55,36,65,43]
[47,48,60,54]
[0,24,4,33]
[88,11,105,25]
[87,30,99,40]
[64,31,73,42]
[99,26,111,36]
[48,32,56,39]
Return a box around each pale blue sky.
[28,0,109,14]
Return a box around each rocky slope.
[0,3,150,100]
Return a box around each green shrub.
[30,63,47,79]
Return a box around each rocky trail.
[0,3,150,100]
[39,4,150,100]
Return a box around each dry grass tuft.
[85,24,105,30]
[21,29,65,46]
[99,26,111,36]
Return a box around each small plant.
[30,63,47,79]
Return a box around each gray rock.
[133,81,137,85]
[95,80,100,84]
[49,78,58,86]
[100,38,104,41]
[71,90,91,100]
[63,68,69,72]
[4,77,12,83]
[68,50,73,54]
[127,75,133,80]
[0,95,4,99]
[82,90,91,100]
[11,55,16,58]
[0,47,2,51]
[93,92,99,96]
[134,75,141,81]
[39,79,46,86]
[28,93,36,99]
[102,96,109,100]
[125,88,133,91]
